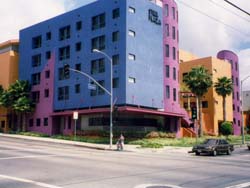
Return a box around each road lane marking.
[0,154,59,160]
[0,174,63,188]
[134,184,183,188]
[225,182,250,188]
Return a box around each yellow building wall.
[0,40,19,132]
[179,56,233,136]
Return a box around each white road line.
[0,174,63,188]
[225,182,250,188]
[0,154,59,160]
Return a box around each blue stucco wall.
[19,0,163,111]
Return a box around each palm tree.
[183,66,213,137]
[214,77,233,122]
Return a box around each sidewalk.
[0,133,191,153]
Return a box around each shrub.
[220,121,233,136]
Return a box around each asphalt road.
[0,137,250,188]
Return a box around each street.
[0,137,250,188]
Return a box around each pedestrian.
[116,134,125,151]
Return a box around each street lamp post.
[241,75,250,145]
[93,49,113,149]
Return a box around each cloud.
[0,0,66,43]
[177,0,250,90]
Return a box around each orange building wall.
[0,40,19,132]
[179,55,233,136]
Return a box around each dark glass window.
[173,47,176,60]
[76,21,82,31]
[166,65,169,78]
[91,58,105,74]
[173,88,176,101]
[75,42,82,51]
[46,32,51,40]
[46,51,51,60]
[92,13,105,30]
[75,84,80,93]
[29,119,33,127]
[173,67,176,80]
[98,80,105,95]
[202,101,208,108]
[58,86,69,101]
[59,67,70,80]
[36,118,41,127]
[113,78,119,88]
[32,91,40,103]
[32,54,41,67]
[59,25,71,41]
[112,54,119,65]
[44,89,49,98]
[172,7,175,19]
[165,44,169,57]
[164,4,169,16]
[112,31,119,42]
[32,35,42,49]
[113,8,120,19]
[59,46,70,60]
[45,70,50,79]
[172,26,176,39]
[166,85,170,99]
[44,118,48,126]
[165,24,169,36]
[75,63,81,71]
[31,73,41,85]
[91,35,105,51]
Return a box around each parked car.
[191,138,234,156]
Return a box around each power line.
[176,0,250,37]
[224,0,250,17]
[207,0,250,23]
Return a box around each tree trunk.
[223,96,226,122]
[21,113,26,132]
[198,96,203,137]
[17,113,21,132]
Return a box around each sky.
[0,0,249,89]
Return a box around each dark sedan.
[191,138,234,156]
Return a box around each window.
[76,21,82,31]
[32,91,40,103]
[236,77,238,86]
[29,119,33,127]
[91,35,105,51]
[44,118,48,126]
[91,58,105,74]
[92,13,105,30]
[58,86,69,101]
[113,78,119,88]
[233,104,235,111]
[46,51,51,60]
[128,77,136,83]
[237,106,240,112]
[44,89,49,98]
[90,81,97,96]
[59,46,70,60]
[75,42,82,51]
[237,92,239,100]
[75,63,81,71]
[238,120,240,127]
[166,85,170,99]
[172,26,176,39]
[165,44,169,57]
[113,8,120,19]
[45,70,50,79]
[128,53,136,60]
[59,25,70,41]
[173,88,177,101]
[173,67,176,80]
[165,24,169,36]
[235,62,238,71]
[233,118,236,124]
[172,7,175,19]
[36,118,41,127]
[98,80,105,95]
[31,73,41,85]
[164,4,169,16]
[46,32,51,40]
[128,6,136,13]
[32,35,42,49]
[112,31,119,42]
[166,65,169,78]
[128,30,136,37]
[32,54,41,67]
[75,84,80,93]
[202,101,208,108]
[173,47,176,60]
[112,54,119,65]
[59,67,70,80]
[232,76,234,83]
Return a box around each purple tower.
[217,50,241,135]
[162,0,183,133]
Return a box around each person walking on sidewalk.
[116,134,125,151]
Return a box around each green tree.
[220,121,233,137]
[1,80,34,131]
[214,77,233,122]
[183,66,213,137]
